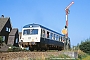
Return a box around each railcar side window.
[59,36,60,41]
[41,29,42,37]
[60,36,63,42]
[42,30,45,37]
[55,34,56,40]
[61,36,62,42]
[23,29,30,35]
[50,33,53,39]
[62,36,65,42]
[59,36,61,41]
[51,33,53,39]
[54,34,55,40]
[47,31,49,38]
[56,35,59,41]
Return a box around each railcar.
[20,24,66,51]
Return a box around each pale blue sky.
[0,0,90,46]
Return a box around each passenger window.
[51,33,53,40]
[49,33,51,39]
[41,29,42,37]
[56,35,59,41]
[59,36,60,41]
[55,35,56,40]
[61,36,65,42]
[61,36,62,41]
[47,31,49,38]
[50,33,53,39]
[54,34,55,40]
[42,30,45,38]
[55,34,57,40]
[59,36,61,41]
[62,36,65,42]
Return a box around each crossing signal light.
[65,26,67,28]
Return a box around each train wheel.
[58,49,61,51]
[30,48,34,51]
[40,49,42,51]
[36,49,39,51]
[30,47,34,51]
[44,49,47,51]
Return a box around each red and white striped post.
[65,1,74,38]
[65,1,74,50]
[65,9,69,38]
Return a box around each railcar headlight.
[22,38,24,39]
[36,37,37,39]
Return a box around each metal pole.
[65,1,74,50]
[66,9,68,50]
[66,9,68,38]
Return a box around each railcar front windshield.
[23,29,38,35]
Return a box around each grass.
[77,50,90,60]
[45,54,77,60]
[82,55,90,60]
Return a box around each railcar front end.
[20,24,68,51]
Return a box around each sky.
[0,0,90,46]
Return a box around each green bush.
[78,53,88,59]
[8,45,22,52]
[79,39,90,55]
[7,45,29,52]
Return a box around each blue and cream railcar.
[21,24,65,51]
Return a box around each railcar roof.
[23,24,65,36]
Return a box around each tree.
[79,39,90,55]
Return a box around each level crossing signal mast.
[62,1,74,50]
